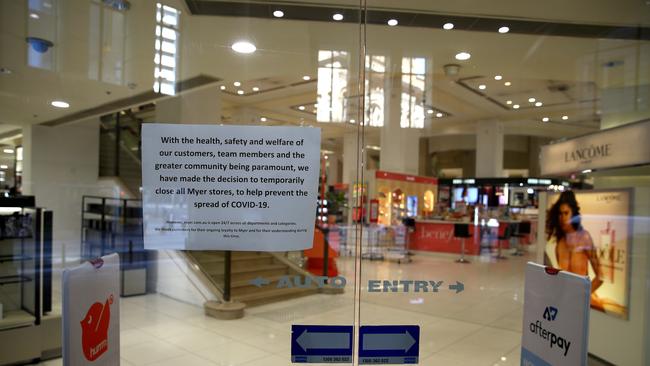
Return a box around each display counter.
[408,220,481,255]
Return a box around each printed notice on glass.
[141,123,321,251]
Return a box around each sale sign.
[63,253,120,366]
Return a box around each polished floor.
[35,247,541,366]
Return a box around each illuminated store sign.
[540,120,650,175]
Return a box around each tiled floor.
[37,250,537,365]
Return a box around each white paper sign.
[521,262,590,366]
[63,253,120,366]
[141,123,321,251]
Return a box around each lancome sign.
[540,120,650,175]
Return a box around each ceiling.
[0,0,649,146]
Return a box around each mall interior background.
[0,0,649,365]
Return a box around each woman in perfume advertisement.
[545,190,630,318]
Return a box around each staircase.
[99,116,143,197]
[186,251,318,307]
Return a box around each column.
[475,119,504,178]
[155,86,222,124]
[342,132,358,185]
[379,74,421,175]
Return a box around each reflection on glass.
[365,55,385,127]
[400,57,426,129]
[317,50,349,123]
[153,3,180,95]
[88,0,126,85]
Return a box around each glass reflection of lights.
[317,50,349,123]
[401,57,427,128]
[154,3,180,96]
[365,55,386,127]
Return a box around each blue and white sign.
[291,325,353,363]
[358,325,420,364]
[521,262,590,366]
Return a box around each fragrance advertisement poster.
[544,189,631,319]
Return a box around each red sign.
[408,221,480,254]
[376,170,438,185]
[80,295,114,361]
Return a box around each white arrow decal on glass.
[296,330,351,352]
[362,331,416,352]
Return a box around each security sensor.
[25,37,53,53]
[443,64,461,77]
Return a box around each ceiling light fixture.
[231,41,256,54]
[582,169,592,174]
[350,119,356,123]
[273,10,284,18]
[542,117,549,122]
[252,86,260,92]
[427,109,434,114]
[478,84,486,90]
[30,13,39,19]
[506,100,512,105]
[51,100,70,108]
[298,106,305,110]
[233,81,241,87]
[436,112,443,118]
[504,81,511,86]
[332,13,343,21]
[494,75,502,80]
[0,165,7,169]
[562,115,568,120]
[237,90,244,95]
[387,19,398,26]
[220,85,226,90]
[535,102,543,107]
[498,26,510,33]
[3,149,14,154]
[302,75,311,81]
[528,97,536,103]
[513,104,520,109]
[455,52,471,61]
[260,117,267,122]
[443,23,454,30]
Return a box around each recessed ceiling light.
[302,75,311,81]
[535,102,543,107]
[332,13,344,21]
[29,13,39,19]
[3,149,14,154]
[498,26,510,33]
[298,106,305,110]
[513,104,520,109]
[494,75,502,80]
[455,52,471,61]
[252,86,260,92]
[562,115,568,120]
[427,109,434,114]
[0,165,7,169]
[478,84,486,90]
[233,81,241,87]
[582,169,592,174]
[436,112,444,118]
[443,23,454,30]
[260,117,267,122]
[504,81,511,86]
[506,100,512,105]
[51,100,70,108]
[220,85,226,90]
[273,10,284,18]
[231,41,256,54]
[387,19,398,26]
[528,97,536,103]
[350,119,356,123]
[237,90,244,95]
[542,117,549,122]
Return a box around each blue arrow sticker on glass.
[359,325,420,364]
[291,325,353,363]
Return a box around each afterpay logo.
[543,306,558,321]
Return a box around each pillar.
[475,120,504,178]
[155,86,222,124]
[342,132,358,185]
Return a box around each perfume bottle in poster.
[598,222,615,284]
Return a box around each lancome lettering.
[564,144,611,163]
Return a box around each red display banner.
[375,171,438,185]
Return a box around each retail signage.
[521,262,590,366]
[540,120,650,175]
[291,325,353,363]
[63,253,120,366]
[367,280,464,293]
[544,189,631,319]
[358,325,420,364]
[141,123,321,251]
[376,170,438,185]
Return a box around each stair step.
[232,286,318,307]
